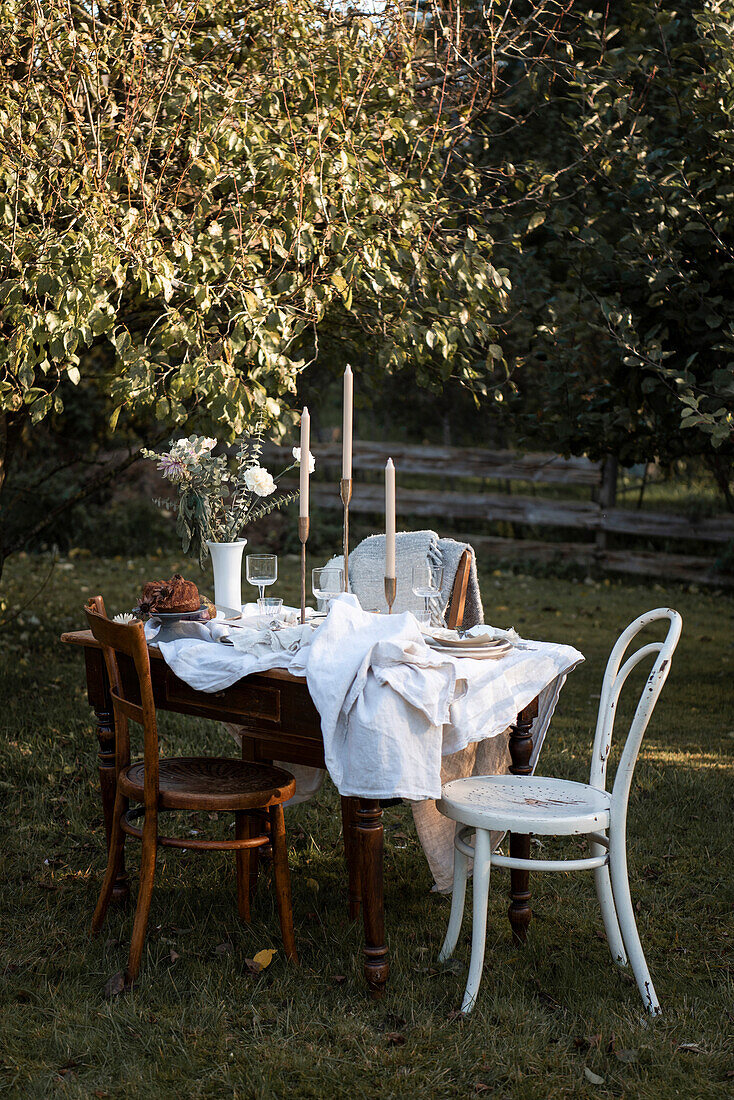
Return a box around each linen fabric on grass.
[144,595,582,802]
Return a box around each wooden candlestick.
[384,576,396,614]
[340,477,352,593]
[299,516,309,624]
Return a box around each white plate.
[426,640,512,660]
[148,603,212,623]
[427,635,507,651]
[422,627,500,647]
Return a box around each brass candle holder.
[298,516,310,624]
[384,575,397,614]
[340,477,352,593]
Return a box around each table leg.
[341,796,361,920]
[356,799,389,996]
[508,699,537,943]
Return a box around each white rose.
[292,446,315,473]
[244,465,276,496]
[170,437,198,462]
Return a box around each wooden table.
[61,629,538,996]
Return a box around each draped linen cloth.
[147,596,582,886]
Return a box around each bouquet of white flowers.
[143,425,309,565]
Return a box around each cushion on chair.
[119,757,296,811]
[438,775,611,836]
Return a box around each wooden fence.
[263,441,733,587]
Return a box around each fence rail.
[262,441,732,586]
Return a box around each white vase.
[206,538,247,615]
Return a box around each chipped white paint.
[437,607,682,1017]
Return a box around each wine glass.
[312,566,344,609]
[246,554,277,602]
[412,562,443,624]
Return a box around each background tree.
[455,0,734,499]
[0,0,514,571]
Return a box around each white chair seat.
[439,774,611,836]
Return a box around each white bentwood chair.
[437,607,682,1016]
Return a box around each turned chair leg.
[92,790,128,934]
[439,823,470,963]
[235,811,251,923]
[461,828,492,1015]
[609,834,660,1015]
[125,815,158,986]
[269,803,298,964]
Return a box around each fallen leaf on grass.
[385,1032,406,1046]
[252,948,276,970]
[169,949,180,963]
[473,1084,490,1093]
[332,975,347,984]
[58,1058,81,1078]
[583,1067,605,1085]
[678,1042,706,1054]
[103,971,127,999]
[215,942,233,956]
[615,1049,638,1063]
[447,1008,466,1022]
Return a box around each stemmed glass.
[412,562,443,624]
[312,567,344,609]
[246,554,277,602]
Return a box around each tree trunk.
[706,454,734,514]
[595,454,618,554]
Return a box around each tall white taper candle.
[385,458,396,578]
[342,364,353,479]
[299,407,310,518]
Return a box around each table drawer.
[165,672,281,723]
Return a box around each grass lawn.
[1,551,733,1099]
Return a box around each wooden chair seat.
[119,757,296,812]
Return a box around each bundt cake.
[137,574,202,615]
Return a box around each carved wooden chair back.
[445,548,472,630]
[84,602,160,816]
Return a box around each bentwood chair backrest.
[84,602,160,812]
[589,608,682,809]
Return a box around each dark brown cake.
[137,574,201,615]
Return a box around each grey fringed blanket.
[326,530,483,627]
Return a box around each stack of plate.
[423,628,512,661]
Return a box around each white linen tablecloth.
[145,595,583,803]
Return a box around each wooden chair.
[84,597,298,991]
[445,548,472,629]
[437,608,682,1015]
